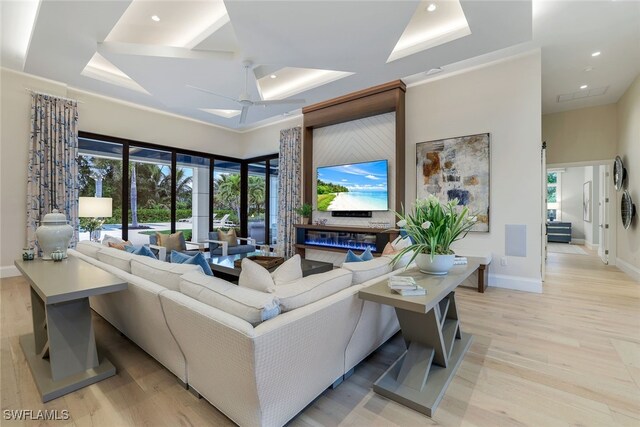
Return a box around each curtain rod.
[25,88,84,104]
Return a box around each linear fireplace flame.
[304,239,376,251]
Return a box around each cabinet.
[547,222,572,243]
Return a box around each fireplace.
[294,224,396,257]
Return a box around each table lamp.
[79,197,112,242]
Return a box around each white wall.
[583,166,600,248]
[0,68,241,275]
[559,167,586,241]
[406,52,543,292]
[239,116,301,158]
[616,73,640,281]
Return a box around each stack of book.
[454,256,468,265]
[388,276,426,296]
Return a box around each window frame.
[547,170,562,221]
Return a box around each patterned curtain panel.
[277,126,302,258]
[26,93,79,252]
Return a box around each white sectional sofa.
[69,241,404,427]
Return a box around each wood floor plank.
[1,250,639,426]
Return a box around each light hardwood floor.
[2,251,639,426]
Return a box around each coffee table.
[15,257,127,402]
[358,263,478,417]
[207,252,333,281]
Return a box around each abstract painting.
[583,181,592,222]
[416,133,490,232]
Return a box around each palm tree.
[248,175,266,216]
[216,173,241,223]
[131,165,138,227]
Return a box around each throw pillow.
[238,258,276,293]
[124,245,158,259]
[344,247,374,263]
[107,241,132,250]
[170,250,213,276]
[217,229,238,247]
[270,254,303,285]
[102,235,125,247]
[156,231,186,253]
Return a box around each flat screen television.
[316,160,389,212]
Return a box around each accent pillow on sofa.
[170,250,213,276]
[382,236,413,270]
[341,256,393,285]
[124,245,157,259]
[156,231,186,253]
[131,256,202,291]
[344,247,374,263]
[274,268,353,312]
[179,271,280,325]
[108,241,132,251]
[96,247,138,273]
[75,240,104,259]
[238,258,276,293]
[271,254,303,285]
[217,229,238,247]
[102,235,125,247]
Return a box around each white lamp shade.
[79,197,113,218]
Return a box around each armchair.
[204,231,256,257]
[148,233,204,261]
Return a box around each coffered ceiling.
[1,1,638,129]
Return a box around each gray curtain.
[26,93,79,251]
[277,127,302,258]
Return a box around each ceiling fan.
[187,60,305,124]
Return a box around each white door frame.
[547,159,617,266]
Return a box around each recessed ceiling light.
[426,4,437,12]
[591,51,601,57]
[151,15,160,22]
[580,85,588,89]
[270,74,277,79]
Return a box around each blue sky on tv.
[317,160,388,192]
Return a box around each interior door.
[598,165,610,264]
[541,142,547,280]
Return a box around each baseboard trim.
[616,258,640,283]
[489,274,542,293]
[585,241,599,250]
[571,238,585,245]
[0,266,20,279]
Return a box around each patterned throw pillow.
[217,229,238,247]
[344,247,374,263]
[170,250,213,276]
[108,241,132,250]
[124,245,158,259]
[156,231,186,253]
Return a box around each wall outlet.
[500,257,508,266]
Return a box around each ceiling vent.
[557,86,609,103]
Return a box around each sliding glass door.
[212,160,242,233]
[268,158,279,246]
[247,161,267,245]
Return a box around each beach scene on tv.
[316,160,389,211]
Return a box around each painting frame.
[416,132,490,232]
[583,181,592,222]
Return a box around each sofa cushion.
[75,240,104,259]
[96,247,137,273]
[274,268,353,312]
[238,258,275,293]
[179,271,280,325]
[131,256,202,291]
[341,256,393,285]
[217,229,238,247]
[271,254,303,285]
[170,251,213,276]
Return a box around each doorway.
[545,161,617,265]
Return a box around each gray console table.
[358,263,477,417]
[15,257,127,402]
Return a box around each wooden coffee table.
[207,252,333,281]
[358,263,478,417]
[15,257,127,402]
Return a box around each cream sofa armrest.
[147,244,166,261]
[202,239,228,256]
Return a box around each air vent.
[556,86,609,103]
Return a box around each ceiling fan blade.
[239,106,249,124]
[253,99,306,106]
[186,85,239,103]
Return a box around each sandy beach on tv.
[325,191,388,211]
